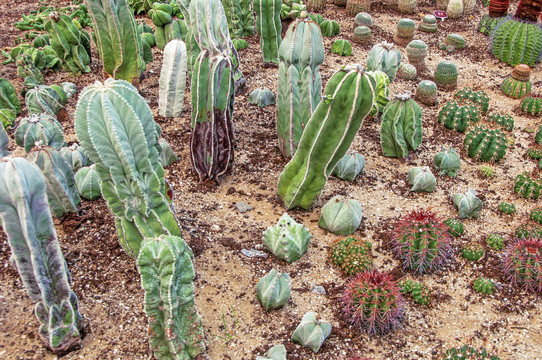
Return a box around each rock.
[236,201,253,213]
[241,249,268,258]
[310,282,326,295]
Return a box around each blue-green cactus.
[332,153,365,182]
[291,311,332,353]
[319,195,362,235]
[254,0,282,63]
[366,42,402,81]
[248,87,276,107]
[434,146,461,177]
[158,39,187,118]
[453,190,483,219]
[60,143,91,174]
[263,213,312,262]
[15,113,65,153]
[75,165,101,200]
[408,166,436,192]
[256,269,291,311]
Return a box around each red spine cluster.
[489,0,510,17]
[502,238,542,293]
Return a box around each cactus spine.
[0,157,83,354]
[277,64,375,210]
[276,15,324,159]
[254,0,282,64]
[159,39,188,118]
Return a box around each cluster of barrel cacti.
[438,101,480,133]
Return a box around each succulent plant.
[0,124,9,158]
[256,269,291,311]
[232,38,249,51]
[306,0,326,12]
[480,165,495,178]
[366,42,402,81]
[434,61,459,90]
[263,213,312,262]
[0,78,22,116]
[0,108,15,130]
[486,234,505,251]
[75,165,101,200]
[158,138,178,168]
[454,88,489,113]
[277,15,324,159]
[526,147,542,161]
[453,190,483,219]
[447,0,464,18]
[354,12,372,27]
[256,345,287,360]
[308,13,324,24]
[488,112,514,132]
[332,153,365,182]
[366,70,390,116]
[221,0,255,38]
[419,14,437,32]
[397,62,417,80]
[408,166,436,193]
[491,17,542,67]
[0,157,83,355]
[291,311,332,353]
[319,20,340,37]
[60,143,91,173]
[444,218,464,237]
[398,0,417,14]
[406,40,428,70]
[445,33,465,49]
[392,209,452,273]
[331,39,353,56]
[443,345,500,360]
[438,101,479,133]
[319,196,363,235]
[15,113,65,153]
[501,64,532,99]
[516,224,542,239]
[277,64,374,210]
[478,15,502,35]
[254,0,281,63]
[473,277,496,295]
[249,87,276,107]
[498,201,516,215]
[434,146,461,177]
[461,242,485,261]
[346,0,371,15]
[342,270,404,334]
[25,84,67,119]
[520,94,542,116]
[416,80,438,106]
[530,209,542,225]
[399,279,431,306]
[280,0,307,20]
[158,39,187,118]
[515,0,542,21]
[502,237,542,293]
[394,18,415,46]
[464,126,507,162]
[514,172,542,199]
[353,26,371,44]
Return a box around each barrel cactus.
[158,39,187,118]
[291,312,332,353]
[366,42,402,81]
[249,87,276,107]
[397,62,417,80]
[501,64,532,99]
[408,166,436,193]
[473,277,496,294]
[319,196,362,235]
[254,0,282,64]
[453,189,483,219]
[438,100,479,133]
[514,172,542,199]
[332,153,365,181]
[256,269,291,311]
[445,33,465,50]
[434,61,459,90]
[464,126,507,162]
[444,218,464,237]
[353,26,371,44]
[320,20,340,37]
[75,165,101,200]
[516,224,542,239]
[60,143,91,173]
[398,0,417,14]
[461,242,485,261]
[520,94,542,116]
[491,17,542,67]
[399,279,431,306]
[25,84,67,119]
[306,0,326,11]
[489,112,514,132]
[419,14,437,32]
[15,113,65,153]
[433,147,460,177]
[346,0,371,15]
[331,39,353,56]
[394,18,415,46]
[330,237,373,276]
[263,213,312,263]
[454,88,489,113]
[354,12,372,27]
[406,40,428,70]
[502,237,542,293]
[486,234,505,251]
[416,80,437,106]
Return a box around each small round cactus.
[75,165,101,200]
[330,237,373,276]
[320,19,340,37]
[248,87,276,107]
[480,165,494,178]
[14,113,65,153]
[520,94,542,116]
[406,40,428,69]
[461,242,485,262]
[319,196,362,235]
[331,39,353,56]
[501,64,532,99]
[416,80,438,106]
[397,62,417,80]
[353,26,372,44]
[263,213,312,263]
[498,201,516,215]
[407,166,436,192]
[354,12,372,28]
[515,224,542,239]
[514,172,542,200]
[434,61,459,90]
[332,152,365,181]
[531,209,542,225]
[434,146,461,177]
[446,45,455,53]
[443,345,500,360]
[444,218,464,237]
[60,143,91,173]
[392,209,452,274]
[486,234,505,251]
[453,189,483,219]
[399,279,431,306]
[394,18,415,46]
[454,88,489,113]
[341,270,404,334]
[488,113,514,132]
[444,34,465,49]
[502,237,542,293]
[256,269,291,311]
[232,38,248,51]
[473,277,496,294]
[419,14,437,32]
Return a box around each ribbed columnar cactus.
[137,235,206,359]
[158,39,187,118]
[254,0,282,64]
[75,79,181,257]
[319,196,363,235]
[447,0,464,18]
[489,0,510,17]
[277,64,375,209]
[464,126,507,162]
[25,85,67,119]
[221,0,255,38]
[276,15,324,159]
[380,93,422,158]
[434,146,461,177]
[256,269,291,311]
[501,64,532,99]
[491,17,542,67]
[86,0,146,82]
[438,100,479,133]
[366,42,402,82]
[291,312,332,353]
[306,0,326,12]
[453,189,483,219]
[15,113,65,153]
[332,153,365,181]
[263,213,312,262]
[75,165,101,200]
[0,157,83,355]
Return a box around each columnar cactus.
[406,40,428,70]
[416,80,437,106]
[453,189,483,219]
[15,113,65,153]
[332,153,365,181]
[276,64,375,209]
[291,312,332,353]
[366,42,402,82]
[276,15,324,159]
[319,196,363,235]
[501,64,532,99]
[464,126,507,162]
[407,166,436,192]
[454,88,489,113]
[489,112,514,131]
[0,157,83,354]
[491,17,542,67]
[398,0,417,14]
[75,165,101,200]
[438,100,479,133]
[434,61,459,90]
[346,0,371,15]
[393,18,415,46]
[0,78,22,116]
[158,39,187,118]
[444,218,464,237]
[60,143,91,173]
[502,237,542,293]
[461,242,485,261]
[520,94,542,116]
[25,85,67,119]
[380,93,422,158]
[221,0,255,38]
[473,277,496,294]
[447,0,464,18]
[419,14,437,32]
[514,172,542,199]
[137,235,206,359]
[86,0,145,82]
[330,237,373,275]
[263,213,312,262]
[319,20,341,37]
[256,269,291,311]
[254,0,282,64]
[249,87,276,107]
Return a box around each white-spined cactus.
[158,39,187,118]
[319,195,363,235]
[453,189,483,219]
[256,269,291,311]
[75,165,101,200]
[366,42,402,82]
[332,152,365,181]
[408,166,436,192]
[15,113,65,153]
[0,157,83,355]
[291,311,331,353]
[434,146,461,177]
[60,143,91,173]
[263,213,312,262]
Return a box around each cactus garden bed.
[1,0,542,359]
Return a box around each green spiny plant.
[488,112,514,132]
[434,147,461,177]
[248,87,276,107]
[354,12,372,28]
[16,53,45,94]
[397,62,417,80]
[291,311,332,353]
[408,166,436,192]
[445,34,465,49]
[331,39,353,56]
[438,100,479,133]
[232,38,248,50]
[502,237,542,293]
[514,172,542,199]
[353,26,371,44]
[453,190,483,219]
[263,213,312,262]
[366,42,402,81]
[158,39,187,118]
[221,0,255,38]
[434,61,459,90]
[478,15,502,36]
[398,279,431,306]
[419,14,437,32]
[254,0,282,64]
[158,138,178,168]
[454,88,489,113]
[0,78,22,116]
[276,15,324,159]
[461,242,485,261]
[521,94,542,116]
[526,146,542,160]
[473,277,496,294]
[486,234,505,251]
[0,157,83,355]
[530,208,542,225]
[443,345,500,360]
[256,269,291,311]
[480,165,494,178]
[319,20,340,37]
[416,80,438,106]
[537,125,542,144]
[319,196,363,235]
[447,0,464,18]
[501,64,532,99]
[75,165,101,200]
[330,237,373,276]
[15,113,65,153]
[394,18,415,46]
[515,224,542,238]
[280,0,306,20]
[406,40,428,70]
[276,64,375,209]
[332,153,365,182]
[346,0,371,15]
[464,126,507,162]
[366,70,390,115]
[491,16,542,67]
[60,143,90,173]
[498,201,516,215]
[444,218,464,237]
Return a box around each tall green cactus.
[277,64,375,209]
[254,0,282,64]
[159,39,187,118]
[276,15,324,159]
[86,0,146,82]
[75,79,181,257]
[221,0,255,38]
[137,235,206,359]
[0,157,83,355]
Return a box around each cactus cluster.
[398,279,431,306]
[498,201,516,215]
[461,242,485,261]
[438,101,479,133]
[514,172,542,199]
[501,64,532,99]
[443,345,500,360]
[491,17,542,67]
[291,312,332,353]
[520,94,542,116]
[478,15,502,36]
[254,0,282,64]
[319,196,363,235]
[408,166,436,193]
[473,277,496,294]
[367,42,402,81]
[464,126,507,162]
[256,269,291,311]
[263,213,312,262]
[281,0,306,20]
[332,153,365,182]
[454,88,489,113]
[486,234,505,251]
[502,237,542,293]
[330,237,373,276]
[453,190,483,219]
[150,3,186,50]
[444,218,464,237]
[434,147,461,177]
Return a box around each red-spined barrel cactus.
[341,270,404,334]
[391,209,452,274]
[502,237,542,293]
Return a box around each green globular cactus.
[354,12,373,28]
[263,213,312,262]
[330,237,373,276]
[158,39,187,118]
[416,80,437,106]
[276,15,324,159]
[366,70,390,116]
[0,78,22,116]
[15,113,65,153]
[44,12,91,74]
[248,87,276,107]
[501,64,532,99]
[75,78,182,257]
[60,143,91,174]
[137,235,206,359]
[232,38,248,51]
[75,165,101,200]
[453,190,483,219]
[461,242,485,261]
[353,26,371,44]
[434,146,461,177]
[444,345,501,360]
[399,279,431,306]
[516,224,542,239]
[478,15,502,36]
[158,138,178,168]
[0,157,83,355]
[406,40,428,70]
[445,34,465,49]
[530,208,542,225]
[502,237,542,293]
[319,20,340,37]
[0,108,16,130]
[454,88,489,113]
[276,64,375,210]
[498,201,516,215]
[319,196,362,235]
[380,93,422,158]
[434,61,459,90]
[25,85,67,119]
[367,42,402,82]
[419,14,437,32]
[464,126,507,162]
[444,218,464,237]
[221,0,255,38]
[394,18,415,46]
[438,101,479,133]
[397,62,417,80]
[256,269,291,311]
[86,0,145,82]
[488,112,514,131]
[254,0,282,64]
[473,277,496,294]
[408,166,436,193]
[256,345,287,360]
[486,234,505,251]
[331,39,353,56]
[480,165,495,178]
[0,124,9,158]
[514,172,542,199]
[291,311,332,353]
[332,153,365,181]
[521,94,542,116]
[306,0,326,12]
[491,17,542,67]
